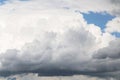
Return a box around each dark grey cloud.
[93,39,120,59]
[91,39,120,79]
[109,0,120,16]
[110,0,120,5]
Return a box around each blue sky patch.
[82,12,115,30]
[0,0,7,5]
[112,32,120,37]
[0,0,29,5]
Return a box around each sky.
[0,0,120,80]
[82,12,115,30]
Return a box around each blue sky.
[82,12,115,30]
[0,0,6,3]
[112,32,120,37]
[0,0,7,5]
[0,0,29,5]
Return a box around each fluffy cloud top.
[105,17,120,33]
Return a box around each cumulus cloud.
[0,25,117,79]
[105,17,120,33]
[92,39,120,79]
[0,0,119,80]
[93,39,120,59]
[0,26,97,76]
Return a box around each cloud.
[0,0,119,79]
[0,25,117,79]
[93,39,120,59]
[0,26,97,76]
[92,39,120,79]
[0,6,87,53]
[1,73,111,80]
[0,0,118,14]
[105,17,120,33]
[109,0,120,16]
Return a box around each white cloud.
[105,17,120,33]
[0,7,86,52]
[0,0,119,14]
